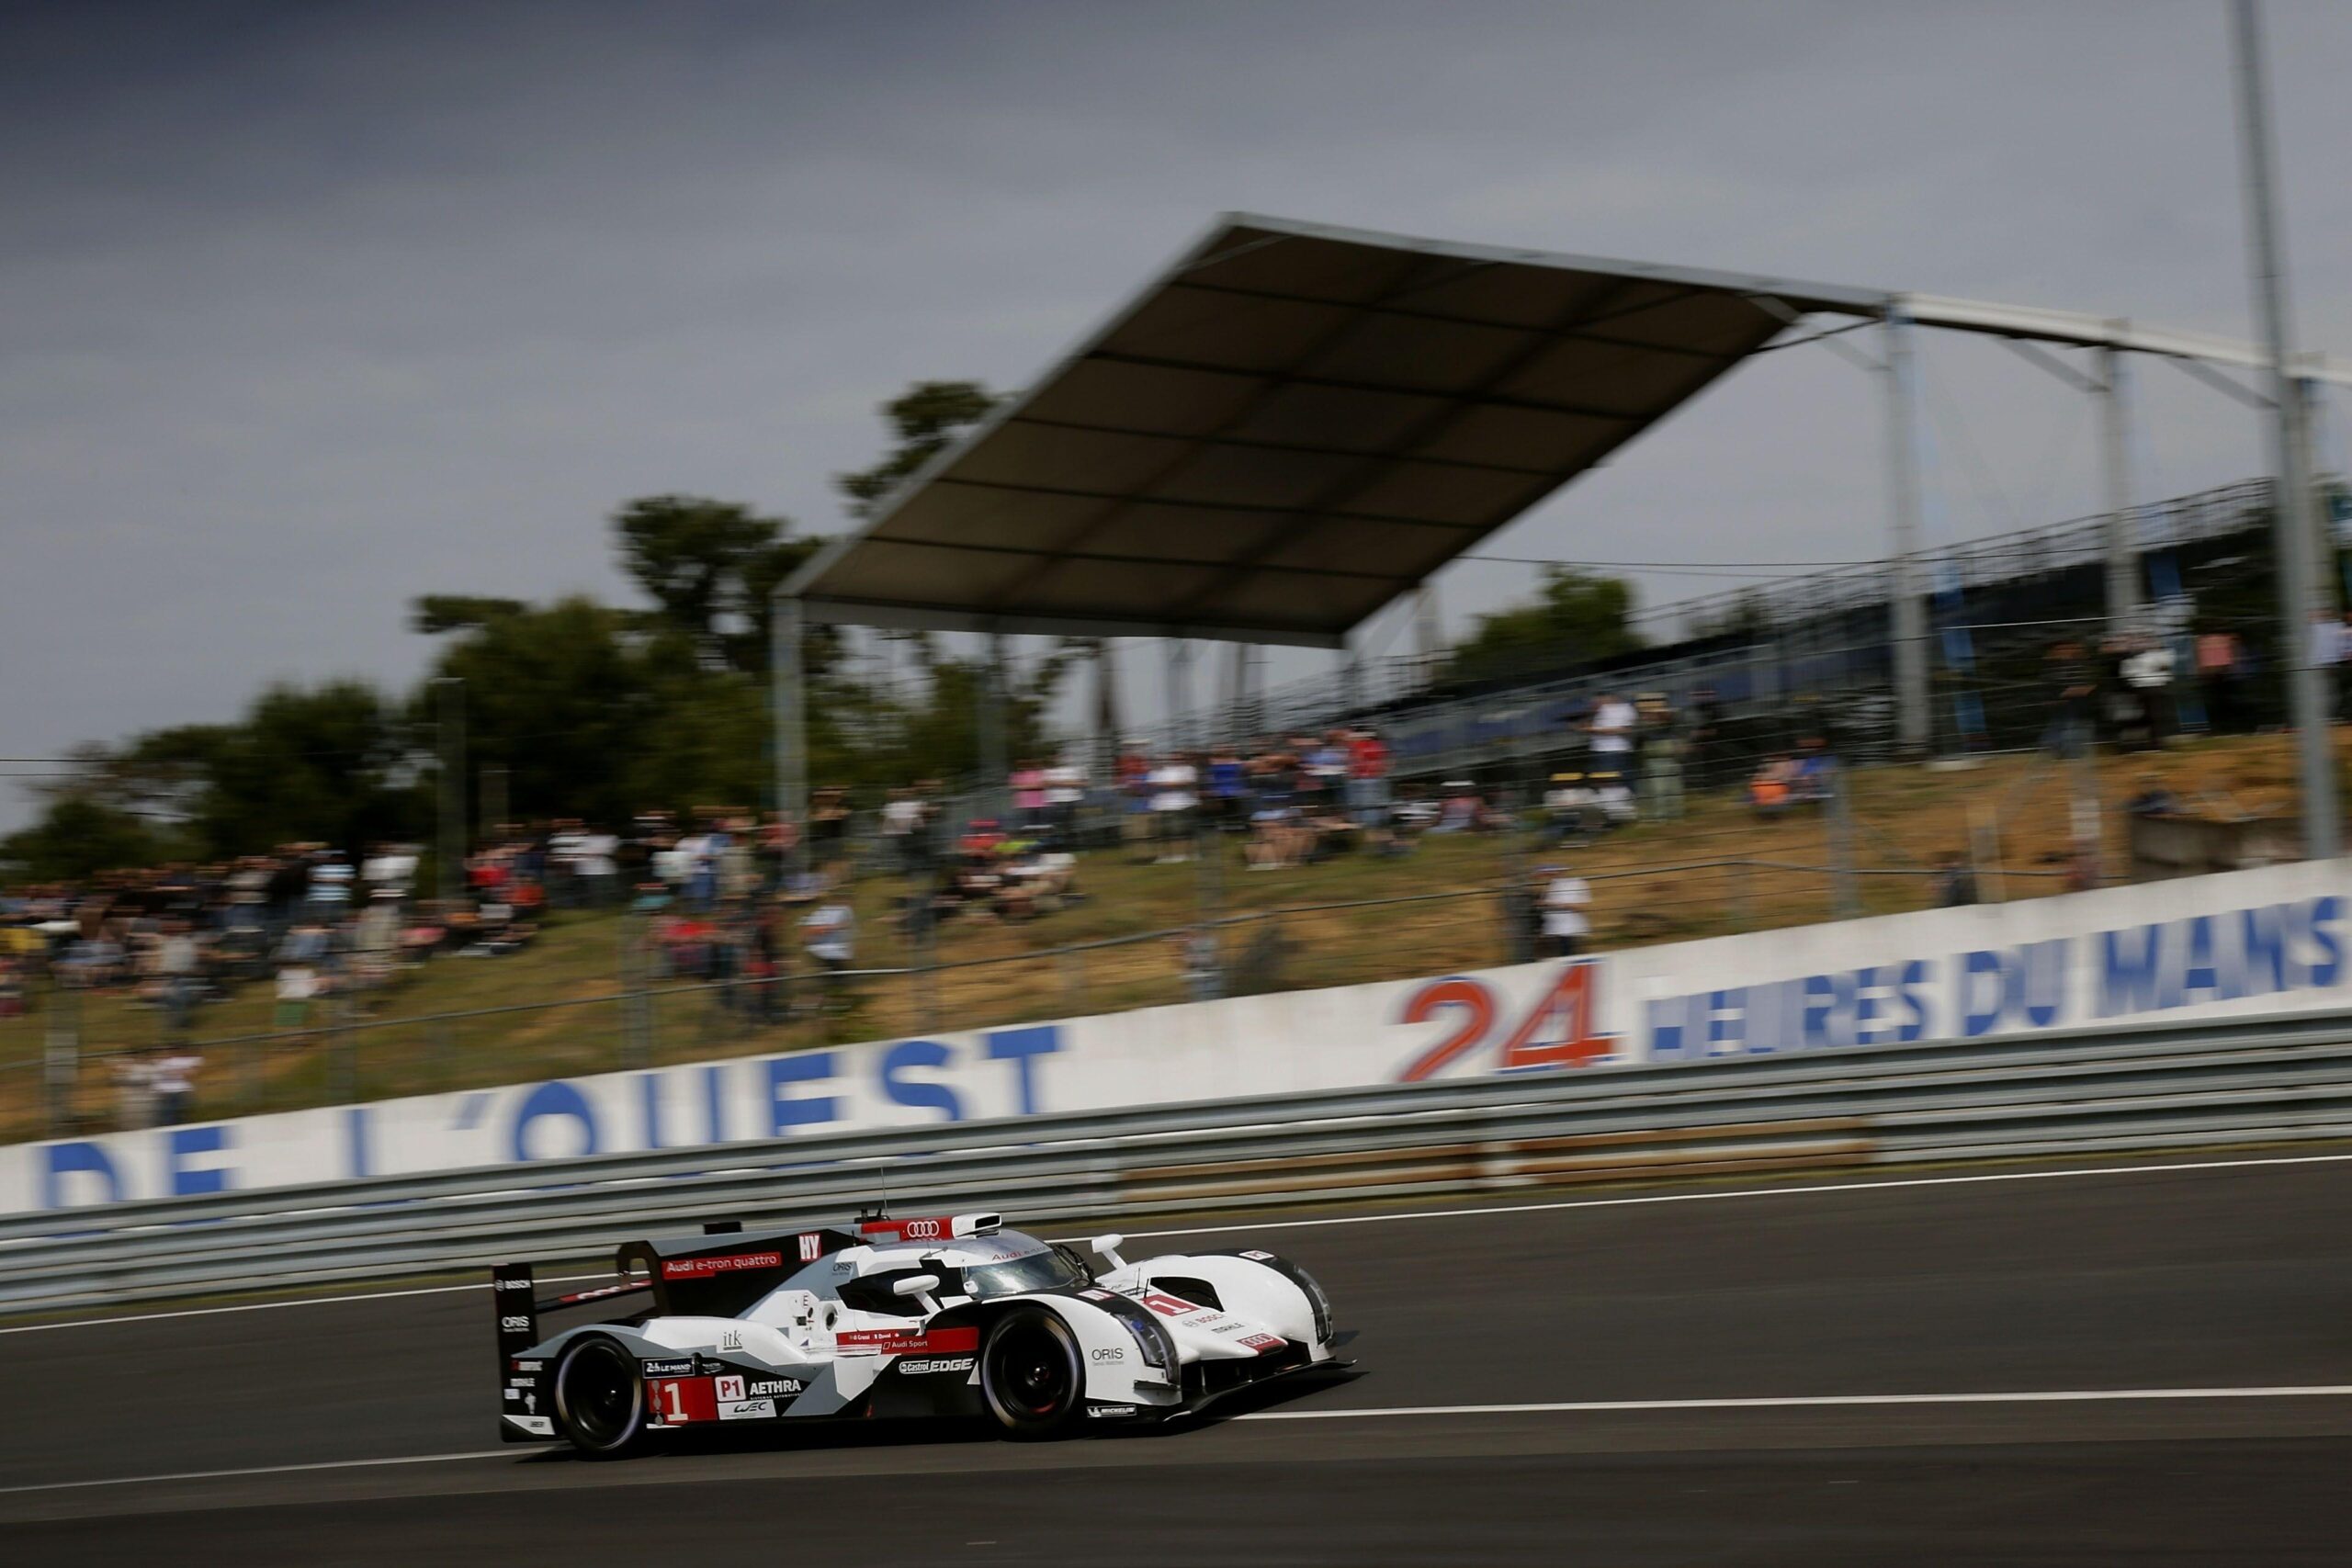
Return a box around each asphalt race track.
[5,1153,2351,1565]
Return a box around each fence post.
[1727,859,1753,933]
[43,981,80,1136]
[327,996,356,1106]
[619,908,653,1068]
[1827,767,1863,919]
[1192,806,1225,1002]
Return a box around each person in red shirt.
[1347,727,1391,833]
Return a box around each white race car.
[493,1210,1350,1456]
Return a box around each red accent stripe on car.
[659,1250,782,1280]
[834,1326,981,1355]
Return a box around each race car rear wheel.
[979,1306,1082,1438]
[553,1335,645,1459]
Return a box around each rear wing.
[492,1261,654,1359]
[492,1261,540,1366]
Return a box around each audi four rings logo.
[902,1218,944,1239]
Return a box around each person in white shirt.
[1537,865,1591,958]
[800,897,856,1012]
[1148,755,1199,864]
[575,831,619,906]
[1584,694,1639,823]
[308,852,355,919]
[150,1049,203,1126]
[1044,759,1087,844]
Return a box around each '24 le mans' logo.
[1395,961,1615,1081]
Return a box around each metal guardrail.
[5,1010,2351,1314]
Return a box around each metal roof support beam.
[2098,346,2144,635]
[1881,306,1933,756]
[2235,0,2337,858]
[770,592,808,875]
[2164,352,2275,411]
[978,629,1011,827]
[1165,637,1195,754]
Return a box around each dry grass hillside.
[1,728,2330,1139]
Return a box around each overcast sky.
[6,0,2352,828]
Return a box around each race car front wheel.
[979,1306,1082,1438]
[553,1335,645,1459]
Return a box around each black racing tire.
[978,1306,1084,1438]
[552,1335,646,1459]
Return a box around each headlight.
[1115,1306,1174,1371]
[1294,1266,1332,1346]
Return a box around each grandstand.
[1145,476,2298,785]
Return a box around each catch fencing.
[0,1009,2346,1314]
[1,846,2056,1145]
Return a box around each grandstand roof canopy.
[785,212,2348,649]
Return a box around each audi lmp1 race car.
[493,1210,1349,1455]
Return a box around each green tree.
[415,597,660,830]
[1447,567,1642,685]
[191,681,418,855]
[609,496,821,676]
[0,794,168,882]
[834,380,1002,519]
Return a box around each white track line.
[10,1148,2350,1336]
[0,1448,512,1497]
[1235,1386,2352,1420]
[8,1384,2350,1497]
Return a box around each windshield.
[961,1247,1091,1300]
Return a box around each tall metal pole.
[1164,639,1194,752]
[2233,0,2338,856]
[2097,343,2143,636]
[1092,638,1122,785]
[770,592,808,875]
[978,629,1011,824]
[1881,303,1932,755]
[435,677,466,905]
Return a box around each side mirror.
[1091,1234,1127,1270]
[893,1272,943,1314]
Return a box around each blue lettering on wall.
[2240,906,2288,997]
[1645,997,1690,1062]
[41,1141,122,1209]
[2179,916,2230,1006]
[1894,959,1932,1041]
[985,1025,1061,1115]
[703,1063,727,1144]
[636,1073,667,1151]
[1801,974,1836,1048]
[2309,896,2344,987]
[167,1123,233,1197]
[764,1053,840,1135]
[1850,966,1883,1043]
[880,1039,964,1122]
[345,1106,372,1180]
[2018,939,2067,1028]
[2099,925,2163,1016]
[1960,950,2005,1036]
[509,1080,600,1162]
[1706,990,1746,1055]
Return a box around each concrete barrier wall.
[7,857,2346,1213]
